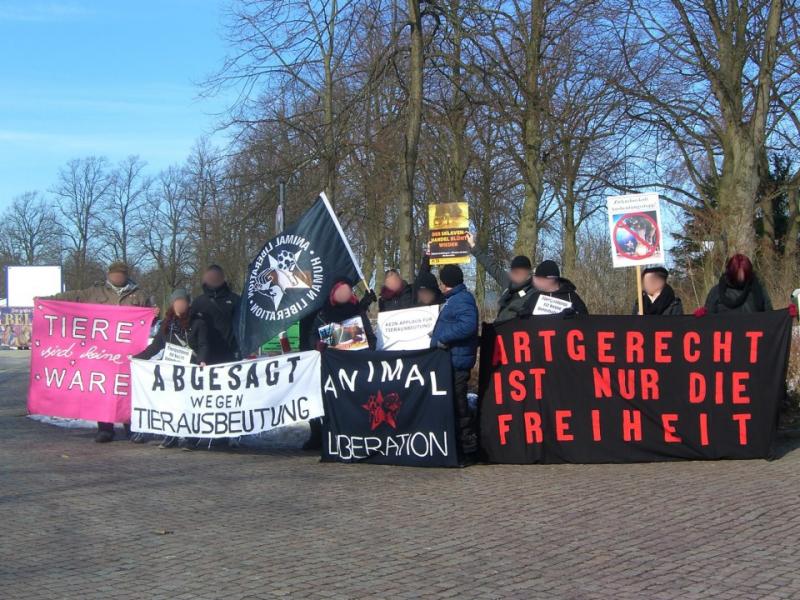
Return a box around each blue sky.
[0,0,234,210]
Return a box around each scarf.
[717,275,760,310]
[106,279,136,297]
[642,284,676,315]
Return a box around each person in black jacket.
[379,269,415,312]
[703,254,772,314]
[304,278,376,450]
[524,260,589,315]
[191,265,240,364]
[632,266,683,315]
[466,233,534,324]
[134,288,209,450]
[413,253,444,306]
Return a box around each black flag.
[238,193,364,355]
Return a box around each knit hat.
[642,266,669,280]
[510,255,532,271]
[534,260,560,279]
[416,271,439,292]
[169,288,190,304]
[108,261,129,276]
[439,264,464,288]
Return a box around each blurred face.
[203,269,225,289]
[108,271,128,287]
[533,276,559,293]
[417,288,436,305]
[333,283,353,304]
[509,268,531,287]
[384,271,403,292]
[642,273,666,296]
[172,298,189,316]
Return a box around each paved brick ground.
[3,349,800,599]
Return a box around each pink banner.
[28,300,157,423]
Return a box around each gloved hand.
[359,289,377,311]
[788,303,798,319]
[561,307,577,319]
[693,306,708,317]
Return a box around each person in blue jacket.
[430,264,479,463]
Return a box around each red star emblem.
[362,391,402,430]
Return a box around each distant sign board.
[428,202,470,266]
[606,194,664,268]
[6,265,62,307]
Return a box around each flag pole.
[636,265,644,315]
[318,191,371,291]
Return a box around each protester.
[430,264,479,464]
[304,277,376,450]
[52,261,153,443]
[466,232,534,323]
[191,265,240,364]
[524,260,589,315]
[134,288,209,450]
[632,266,683,315]
[379,269,414,312]
[701,254,773,315]
[413,253,444,306]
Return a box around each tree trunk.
[562,187,577,274]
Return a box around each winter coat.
[135,314,210,364]
[430,283,479,371]
[472,247,535,324]
[704,276,773,315]
[52,280,152,307]
[307,298,377,350]
[379,282,415,312]
[412,255,444,305]
[631,284,684,316]
[191,282,240,364]
[523,278,589,316]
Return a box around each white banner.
[130,351,323,438]
[532,295,572,315]
[377,305,440,350]
[606,193,664,268]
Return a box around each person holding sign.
[701,254,773,315]
[304,277,376,450]
[466,233,534,324]
[631,266,683,315]
[51,261,154,443]
[379,269,415,312]
[430,264,479,463]
[134,289,209,450]
[524,260,589,316]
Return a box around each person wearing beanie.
[50,260,154,443]
[524,259,589,315]
[134,287,209,450]
[303,277,376,450]
[410,249,444,306]
[632,266,683,315]
[466,233,534,324]
[430,264,479,464]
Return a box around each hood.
[202,281,231,297]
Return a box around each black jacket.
[191,282,240,364]
[472,246,535,323]
[523,278,589,315]
[135,314,210,364]
[307,299,376,350]
[704,276,773,314]
[378,282,415,312]
[631,285,684,316]
[412,255,444,305]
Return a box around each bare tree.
[1,192,61,265]
[101,155,150,267]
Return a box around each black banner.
[479,311,792,463]
[238,193,362,355]
[321,348,459,467]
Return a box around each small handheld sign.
[607,193,664,315]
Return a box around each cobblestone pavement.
[2,349,800,599]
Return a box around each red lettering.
[699,413,709,446]
[493,371,504,405]
[597,331,615,363]
[508,370,525,401]
[618,369,635,400]
[566,330,585,361]
[498,414,512,445]
[715,371,724,405]
[713,331,732,363]
[732,372,750,404]
[732,413,751,445]
[492,335,508,366]
[689,372,706,403]
[641,369,659,400]
[555,410,573,441]
[528,368,545,400]
[654,331,673,363]
[591,409,602,441]
[538,330,555,362]
[662,413,681,443]
[622,409,642,442]
[593,367,611,398]
[683,331,701,363]
[626,331,644,363]
[525,411,543,444]
[513,331,531,364]
[745,331,763,363]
